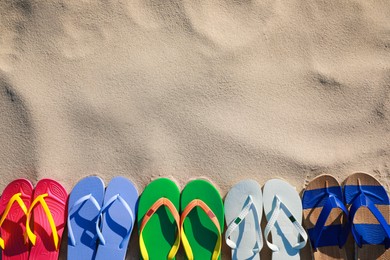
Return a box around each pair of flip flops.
[225,179,308,260]
[0,178,67,260]
[303,172,390,260]
[67,176,138,260]
[138,178,224,260]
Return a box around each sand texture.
[1,0,390,259]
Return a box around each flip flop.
[26,178,68,260]
[224,179,263,260]
[180,179,224,260]
[263,179,307,260]
[0,179,33,260]
[137,178,181,260]
[67,176,105,260]
[94,176,138,260]
[302,174,349,260]
[344,172,390,260]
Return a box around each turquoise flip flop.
[95,177,138,260]
[67,176,105,260]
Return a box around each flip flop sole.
[0,179,33,260]
[95,176,138,260]
[224,179,262,260]
[181,179,224,260]
[344,172,390,260]
[29,179,68,260]
[137,178,180,260]
[67,176,105,260]
[302,174,347,260]
[263,179,303,260]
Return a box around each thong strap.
[349,190,390,248]
[180,199,222,260]
[94,194,135,249]
[25,194,65,250]
[225,195,262,254]
[264,195,307,252]
[139,197,180,260]
[0,193,28,249]
[67,193,102,246]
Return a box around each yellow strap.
[180,199,222,260]
[139,198,180,260]
[140,230,180,260]
[0,193,28,249]
[25,194,59,250]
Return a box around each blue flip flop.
[95,177,138,260]
[344,172,390,259]
[67,176,105,260]
[302,174,349,259]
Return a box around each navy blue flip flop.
[344,172,390,259]
[302,174,349,259]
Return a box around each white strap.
[225,195,263,254]
[264,195,307,252]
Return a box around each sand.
[0,0,389,259]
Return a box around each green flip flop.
[138,178,181,260]
[180,179,224,260]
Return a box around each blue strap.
[349,192,390,248]
[303,187,343,209]
[345,185,387,205]
[94,194,135,249]
[309,194,349,250]
[68,194,102,246]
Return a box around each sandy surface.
[0,0,389,259]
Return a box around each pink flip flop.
[0,179,33,260]
[26,179,68,260]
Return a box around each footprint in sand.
[55,1,107,60]
[58,19,106,60]
[125,0,275,48]
[181,0,276,48]
[125,0,190,30]
[0,0,32,71]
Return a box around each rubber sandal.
[263,179,307,260]
[137,178,181,260]
[26,179,68,260]
[224,179,263,260]
[180,179,224,260]
[0,179,33,260]
[94,176,138,260]
[344,172,390,260]
[67,176,105,260]
[302,174,349,260]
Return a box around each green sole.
[137,178,180,260]
[180,179,224,260]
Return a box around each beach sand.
[0,0,389,259]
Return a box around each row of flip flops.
[228,172,390,260]
[69,177,224,260]
[0,172,389,259]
